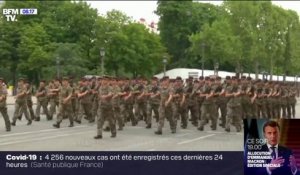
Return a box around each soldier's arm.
[102,92,113,99]
[165,93,173,106]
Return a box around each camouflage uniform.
[35,82,51,121]
[111,84,123,130]
[184,80,199,127]
[155,78,173,134]
[255,84,267,118]
[12,80,32,126]
[53,80,74,128]
[280,85,289,119]
[48,81,60,120]
[198,79,216,131]
[133,83,147,123]
[146,83,160,128]
[25,83,35,120]
[288,86,297,118]
[0,80,11,131]
[225,80,242,132]
[76,82,93,123]
[95,83,116,138]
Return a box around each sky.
[88,1,300,24]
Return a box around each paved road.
[0,97,299,151]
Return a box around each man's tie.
[271,146,276,159]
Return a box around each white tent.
[154,68,299,82]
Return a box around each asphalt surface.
[0,97,299,151]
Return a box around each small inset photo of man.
[244,119,300,175]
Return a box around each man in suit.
[256,121,298,175]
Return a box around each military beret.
[151,77,158,80]
[225,76,231,80]
[204,76,210,81]
[176,76,182,81]
[231,76,237,80]
[216,76,221,80]
[246,77,252,80]
[194,80,199,83]
[241,76,246,79]
[199,76,204,80]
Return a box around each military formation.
[0,75,298,139]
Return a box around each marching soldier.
[48,79,60,120]
[145,77,160,128]
[11,78,32,126]
[0,77,11,131]
[155,76,173,135]
[94,76,116,139]
[185,77,199,127]
[224,76,242,132]
[76,78,93,123]
[35,80,51,121]
[53,77,74,128]
[24,80,36,120]
[198,77,216,131]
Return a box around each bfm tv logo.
[2,9,18,21]
[2,8,38,22]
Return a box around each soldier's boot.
[75,119,81,124]
[171,128,176,134]
[6,123,11,132]
[68,122,74,127]
[111,133,116,138]
[146,124,151,129]
[94,135,103,139]
[197,126,204,131]
[154,130,162,135]
[104,126,110,131]
[225,128,230,132]
[46,115,52,121]
[89,119,95,123]
[53,122,60,128]
[27,120,32,125]
[34,117,40,121]
[11,120,16,126]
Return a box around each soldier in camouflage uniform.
[169,77,185,133]
[90,77,100,123]
[145,77,160,129]
[48,79,60,120]
[197,76,205,123]
[214,76,227,127]
[0,77,11,131]
[271,82,281,119]
[224,76,242,132]
[11,78,32,126]
[239,76,253,119]
[94,76,116,139]
[264,81,273,119]
[35,80,51,121]
[53,77,74,128]
[123,79,136,126]
[111,77,123,130]
[198,77,216,131]
[253,79,267,118]
[132,78,147,124]
[24,80,36,120]
[76,78,93,123]
[280,83,289,118]
[288,84,297,118]
[184,77,199,127]
[155,76,173,135]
